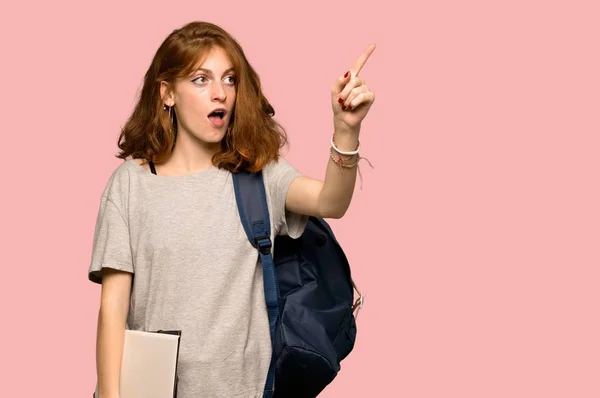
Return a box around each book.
[94,329,181,398]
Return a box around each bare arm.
[286,44,376,219]
[285,124,359,219]
[96,268,132,398]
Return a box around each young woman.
[88,21,375,398]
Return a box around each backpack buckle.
[256,236,272,255]
[351,279,364,319]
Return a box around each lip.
[208,107,228,118]
[209,118,225,128]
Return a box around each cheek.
[178,90,210,118]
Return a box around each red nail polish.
[344,71,349,78]
[347,105,352,110]
[338,97,343,103]
[342,105,346,110]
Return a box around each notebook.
[94,329,181,398]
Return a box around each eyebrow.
[194,67,235,76]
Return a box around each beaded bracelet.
[329,134,374,190]
[330,147,360,168]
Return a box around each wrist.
[331,134,358,153]
[333,125,359,152]
[334,118,360,137]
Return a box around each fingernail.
[342,105,347,110]
[347,105,352,110]
[344,71,349,78]
[338,97,343,103]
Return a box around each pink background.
[1,0,599,397]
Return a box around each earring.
[163,104,174,126]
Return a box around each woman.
[89,21,375,398]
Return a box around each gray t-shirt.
[88,156,308,397]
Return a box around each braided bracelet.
[330,147,360,168]
[329,137,375,190]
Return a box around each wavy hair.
[116,21,287,172]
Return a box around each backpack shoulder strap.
[232,170,272,251]
[232,170,279,398]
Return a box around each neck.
[166,130,221,173]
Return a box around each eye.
[192,75,208,84]
[225,75,236,85]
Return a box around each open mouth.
[207,109,227,127]
[208,110,226,119]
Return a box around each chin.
[195,130,226,144]
[204,136,225,144]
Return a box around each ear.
[160,81,175,107]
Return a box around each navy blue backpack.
[232,169,364,398]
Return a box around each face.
[162,46,237,145]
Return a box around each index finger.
[350,43,376,76]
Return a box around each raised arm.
[286,44,376,219]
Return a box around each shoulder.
[132,157,149,170]
[99,158,139,207]
[261,155,300,181]
[260,155,303,203]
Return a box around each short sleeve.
[88,195,134,284]
[264,156,309,239]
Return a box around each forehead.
[193,46,233,72]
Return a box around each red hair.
[116,21,287,172]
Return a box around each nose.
[211,82,226,102]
